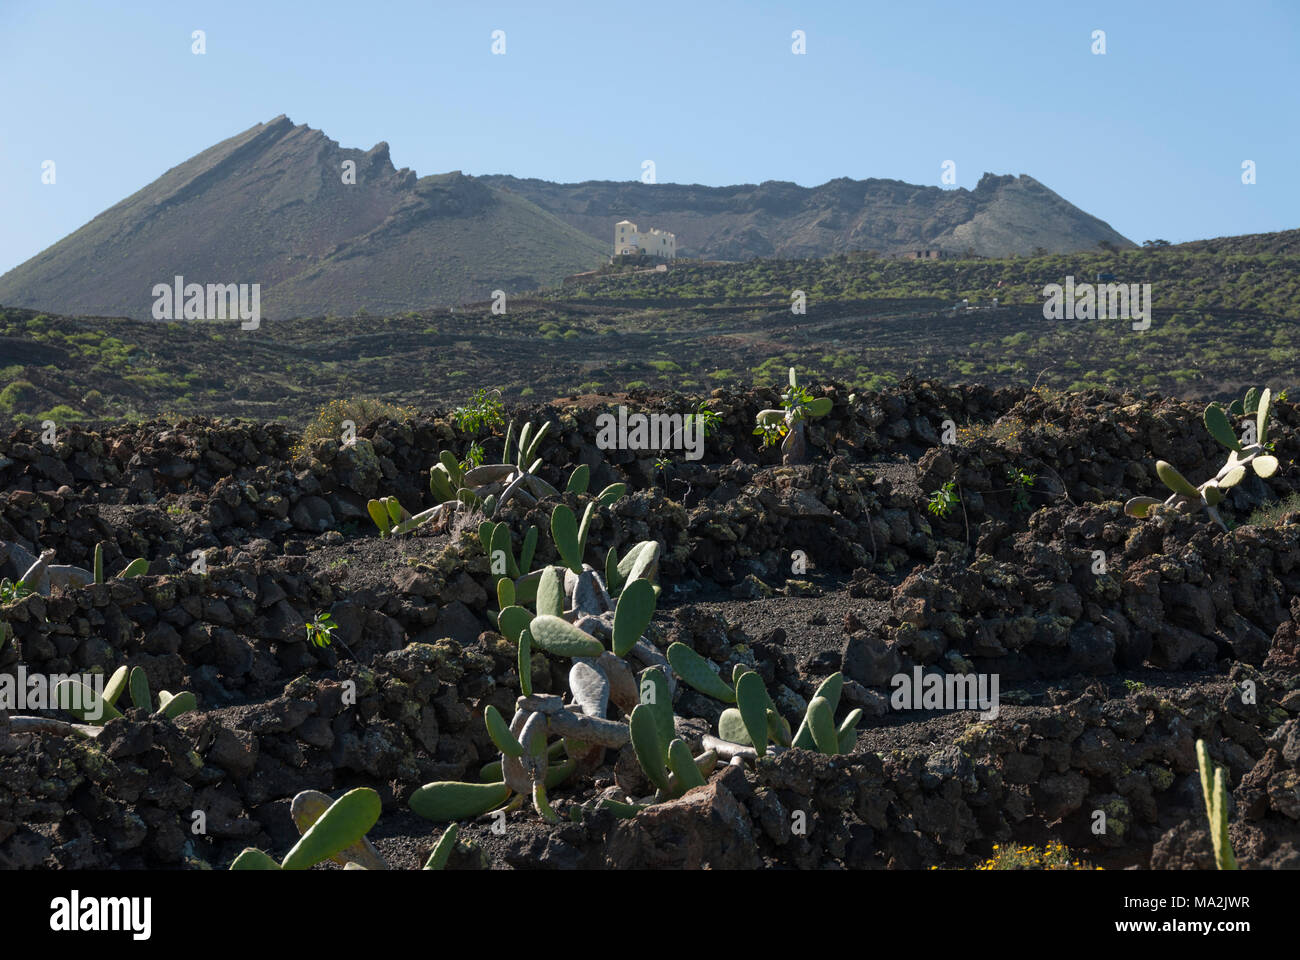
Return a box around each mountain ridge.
[1,116,1135,319]
[0,117,607,319]
[478,171,1136,260]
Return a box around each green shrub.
[452,388,504,432]
[0,380,37,413]
[37,405,85,422]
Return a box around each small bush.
[1247,493,1300,529]
[0,380,37,413]
[295,397,416,457]
[37,404,86,422]
[961,842,1099,871]
[452,388,504,433]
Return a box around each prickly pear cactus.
[1126,386,1282,530]
[754,367,832,466]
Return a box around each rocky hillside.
[0,117,608,320]
[480,172,1137,259]
[1168,228,1300,256]
[1,382,1298,870]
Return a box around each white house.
[614,220,676,259]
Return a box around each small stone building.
[615,220,676,259]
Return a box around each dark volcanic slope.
[0,117,607,319]
[479,172,1137,260]
[1170,228,1300,256]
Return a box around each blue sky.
[1,0,1296,274]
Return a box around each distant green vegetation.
[38,404,87,422]
[0,380,37,412]
[551,246,1300,319]
[1,231,1297,427]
